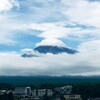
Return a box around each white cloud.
[61,0,100,28]
[0,20,24,45]
[0,0,19,12]
[21,48,34,53]
[36,38,68,47]
[21,48,40,56]
[29,23,71,38]
[28,22,100,47]
[0,51,100,76]
[0,0,100,46]
[78,40,100,52]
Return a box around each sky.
[0,0,100,76]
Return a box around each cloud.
[21,48,41,56]
[0,0,19,12]
[0,0,20,45]
[36,38,68,47]
[78,40,100,52]
[0,19,25,45]
[61,0,100,28]
[29,23,70,38]
[0,0,100,46]
[29,22,100,47]
[0,51,100,76]
[28,23,73,47]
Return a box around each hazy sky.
[0,0,100,76]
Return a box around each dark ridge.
[0,76,100,85]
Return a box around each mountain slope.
[21,53,38,58]
[34,45,77,54]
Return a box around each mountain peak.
[34,45,78,54]
[21,43,78,58]
[36,39,68,48]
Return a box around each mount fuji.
[21,39,78,57]
[34,45,77,54]
[21,45,78,58]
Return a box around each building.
[25,87,32,96]
[0,91,14,100]
[14,87,32,97]
[20,97,34,100]
[47,89,53,96]
[14,87,26,96]
[32,89,53,97]
[88,98,100,100]
[64,94,82,100]
[33,96,40,100]
[32,90,37,97]
[38,89,46,97]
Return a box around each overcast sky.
[0,0,100,76]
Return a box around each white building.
[38,89,46,97]
[47,89,53,96]
[25,87,32,96]
[32,89,53,97]
[64,94,82,100]
[14,86,32,97]
[32,90,37,97]
[14,87,26,96]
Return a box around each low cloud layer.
[0,48,100,76]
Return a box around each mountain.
[21,53,36,58]
[21,50,39,58]
[21,45,78,57]
[34,45,78,54]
